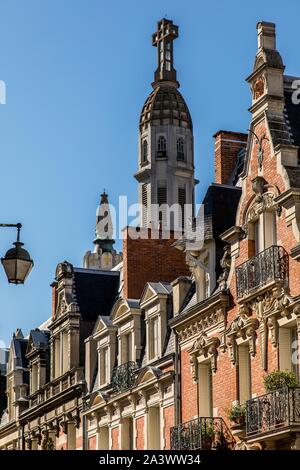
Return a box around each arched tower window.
[142,140,148,163]
[157,136,167,158]
[177,137,185,161]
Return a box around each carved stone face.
[253,77,265,100]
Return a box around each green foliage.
[264,370,298,392]
[227,403,246,423]
[42,437,55,451]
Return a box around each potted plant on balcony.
[264,370,298,392]
[227,403,246,426]
[227,403,246,439]
[200,421,215,450]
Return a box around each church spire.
[83,191,122,271]
[152,18,179,88]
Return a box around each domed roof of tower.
[139,84,192,132]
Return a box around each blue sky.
[0,0,300,346]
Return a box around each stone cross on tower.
[152,18,179,86]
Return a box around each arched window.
[142,140,148,163]
[157,136,167,158]
[177,137,185,161]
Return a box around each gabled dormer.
[140,282,172,363]
[110,298,141,366]
[85,316,117,392]
[26,329,50,395]
[6,329,29,421]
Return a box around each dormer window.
[157,136,167,158]
[177,137,185,161]
[149,317,159,360]
[142,139,148,163]
[99,347,109,386]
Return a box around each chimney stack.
[214,130,248,185]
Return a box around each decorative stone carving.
[246,192,281,226]
[227,316,259,365]
[55,261,74,281]
[253,76,265,100]
[188,333,220,378]
[218,245,231,291]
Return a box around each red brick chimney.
[214,130,248,184]
[122,227,189,299]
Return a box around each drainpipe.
[174,331,181,426]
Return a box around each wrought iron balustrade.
[236,245,288,299]
[246,387,300,437]
[170,417,235,450]
[111,361,137,393]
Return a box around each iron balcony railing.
[246,387,300,437]
[111,361,137,393]
[170,417,235,451]
[236,245,288,299]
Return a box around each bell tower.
[83,191,122,271]
[135,19,197,232]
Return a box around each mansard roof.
[11,332,28,370]
[26,329,50,355]
[202,183,242,240]
[73,268,120,321]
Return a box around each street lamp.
[0,223,34,284]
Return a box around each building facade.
[1,19,300,451]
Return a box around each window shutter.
[238,345,251,403]
[178,185,186,228]
[279,327,292,372]
[198,363,212,416]
[142,183,148,226]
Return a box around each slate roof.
[73,268,120,321]
[201,184,241,241]
[29,330,50,350]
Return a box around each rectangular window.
[279,327,299,379]
[142,183,148,226]
[121,417,134,450]
[149,317,159,360]
[238,344,251,403]
[178,186,186,229]
[99,347,109,386]
[198,362,213,416]
[121,333,132,364]
[264,211,276,249]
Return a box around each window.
[121,417,134,450]
[279,327,299,380]
[177,137,185,161]
[178,185,186,229]
[121,333,132,364]
[54,336,60,378]
[99,347,109,386]
[149,317,159,360]
[248,210,277,256]
[142,140,148,163]
[157,136,167,158]
[238,344,251,403]
[98,426,109,450]
[62,331,68,374]
[198,362,213,416]
[147,407,161,449]
[142,183,148,227]
[31,363,38,394]
[157,182,167,225]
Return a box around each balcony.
[111,361,136,393]
[170,417,235,450]
[246,387,300,439]
[236,245,288,299]
[28,367,84,408]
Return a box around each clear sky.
[0,0,300,347]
